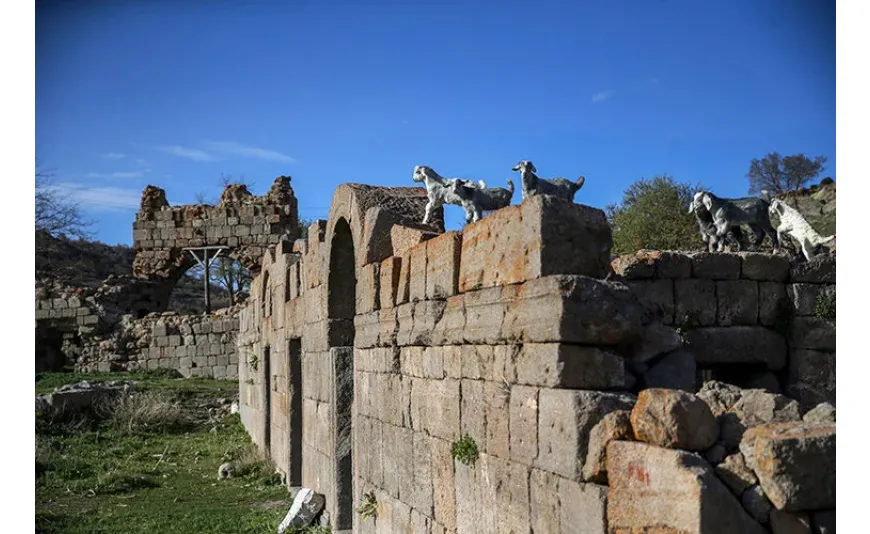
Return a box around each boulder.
[715,452,758,496]
[583,410,633,483]
[769,510,812,534]
[802,402,835,424]
[630,389,718,451]
[705,442,727,465]
[697,380,744,417]
[742,485,773,523]
[277,488,326,533]
[720,390,802,449]
[629,322,682,363]
[739,422,835,511]
[606,441,766,534]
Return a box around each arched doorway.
[327,218,356,530]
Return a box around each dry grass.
[97,389,194,434]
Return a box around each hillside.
[35,231,233,313]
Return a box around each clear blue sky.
[36,0,835,246]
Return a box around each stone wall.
[237,182,836,533]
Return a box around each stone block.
[460,378,486,452]
[607,441,766,534]
[789,256,835,283]
[378,256,402,309]
[559,479,607,534]
[462,286,505,344]
[409,432,434,516]
[426,231,462,299]
[356,262,381,314]
[642,349,697,392]
[509,385,539,466]
[739,252,791,281]
[409,240,428,303]
[692,252,742,280]
[684,326,787,370]
[787,283,836,316]
[430,437,456,530]
[674,278,717,327]
[789,317,835,351]
[717,279,759,326]
[354,311,380,349]
[410,300,448,346]
[501,275,644,346]
[583,410,633,484]
[391,224,438,258]
[401,346,425,378]
[423,346,444,379]
[378,307,397,347]
[431,294,466,346]
[483,381,511,459]
[627,279,675,324]
[530,468,561,534]
[787,349,836,411]
[459,195,612,292]
[515,343,626,390]
[611,250,693,279]
[536,389,635,480]
[759,282,787,326]
[630,388,719,451]
[396,249,412,306]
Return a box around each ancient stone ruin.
[34,173,835,533]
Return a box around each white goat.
[412,165,484,225]
[511,160,586,202]
[768,198,835,261]
[450,178,515,223]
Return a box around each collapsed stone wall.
[237,183,836,533]
[35,177,300,375]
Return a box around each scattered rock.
[630,322,682,363]
[218,462,235,480]
[697,380,744,417]
[742,485,773,523]
[769,509,812,534]
[740,422,835,511]
[277,488,326,533]
[721,390,802,449]
[37,380,135,414]
[642,349,696,392]
[715,453,758,496]
[630,388,719,451]
[606,441,766,534]
[583,410,633,483]
[705,442,727,465]
[802,403,835,424]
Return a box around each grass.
[815,291,836,321]
[355,490,378,519]
[36,371,327,534]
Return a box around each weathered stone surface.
[740,252,791,282]
[684,327,787,370]
[629,322,682,363]
[626,279,675,325]
[537,389,635,480]
[583,410,633,484]
[802,403,835,424]
[740,422,836,511]
[705,442,727,465]
[462,286,505,344]
[770,509,812,534]
[720,390,803,448]
[559,479,608,534]
[509,385,539,466]
[630,388,718,451]
[458,195,613,292]
[515,343,626,390]
[716,452,758,497]
[607,441,766,534]
[787,349,836,411]
[674,278,717,327]
[759,282,787,326]
[391,225,438,258]
[717,280,759,326]
[611,250,692,279]
[692,252,742,280]
[530,468,561,534]
[642,349,697,392]
[787,283,836,316]
[745,371,782,394]
[697,380,744,417]
[408,240,429,303]
[426,231,462,299]
[378,256,402,309]
[742,484,773,523]
[500,275,644,346]
[789,317,835,351]
[789,256,835,284]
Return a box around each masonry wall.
[238,187,836,533]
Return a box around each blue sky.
[36,0,835,246]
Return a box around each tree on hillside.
[746,152,828,195]
[212,256,252,305]
[606,175,705,255]
[35,168,92,240]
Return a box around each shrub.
[451,434,479,466]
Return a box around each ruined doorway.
[327,218,356,530]
[288,337,303,486]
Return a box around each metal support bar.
[184,246,228,314]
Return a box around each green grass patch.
[451,434,479,466]
[35,375,325,534]
[815,292,836,321]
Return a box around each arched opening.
[327,218,356,530]
[165,254,253,314]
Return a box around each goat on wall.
[692,191,779,252]
[688,193,745,252]
[511,160,586,202]
[412,165,486,225]
[769,198,835,261]
[450,178,515,223]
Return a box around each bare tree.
[746,152,828,195]
[35,168,92,240]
